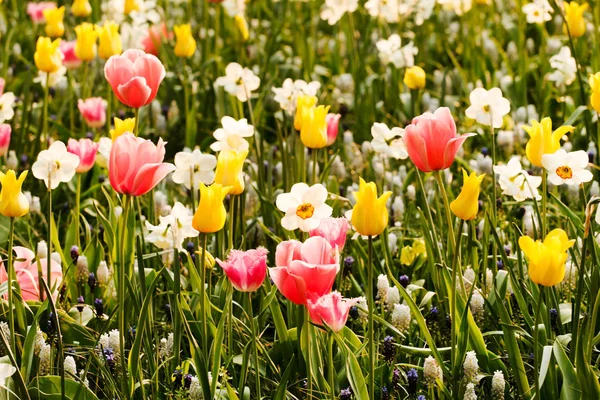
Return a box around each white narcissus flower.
[215,63,260,102]
[522,0,552,24]
[221,0,246,17]
[438,0,472,15]
[548,46,577,88]
[171,148,217,190]
[0,363,16,387]
[32,141,80,190]
[34,66,67,88]
[145,202,199,251]
[320,0,358,25]
[365,0,400,22]
[210,116,255,152]
[494,157,542,201]
[275,182,333,232]
[465,87,511,128]
[272,78,321,115]
[0,92,16,123]
[542,149,593,186]
[370,122,408,160]
[375,35,418,69]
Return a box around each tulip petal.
[117,77,152,109]
[130,162,176,196]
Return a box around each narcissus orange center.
[556,166,573,179]
[296,203,315,219]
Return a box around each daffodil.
[300,105,330,149]
[519,229,575,286]
[523,117,574,167]
[74,23,98,61]
[43,6,65,37]
[97,21,122,60]
[349,178,392,236]
[0,170,29,217]
[450,169,485,221]
[563,2,588,38]
[192,183,232,233]
[34,37,63,73]
[214,149,248,195]
[174,24,197,58]
[294,95,318,131]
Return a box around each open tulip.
[97,21,122,60]
[349,178,392,237]
[74,22,98,61]
[67,138,99,173]
[307,291,358,332]
[294,95,318,131]
[0,124,10,157]
[214,149,248,195]
[173,24,196,58]
[59,41,81,69]
[78,97,107,128]
[270,237,340,305]
[110,117,136,141]
[519,229,575,286]
[310,217,349,251]
[43,6,65,37]
[104,49,166,109]
[0,247,62,301]
[450,169,484,221]
[300,105,330,149]
[523,117,574,167]
[563,2,588,38]
[192,182,232,233]
[0,170,29,217]
[108,132,175,196]
[72,0,92,17]
[326,113,341,146]
[216,247,268,292]
[404,107,475,172]
[34,37,63,73]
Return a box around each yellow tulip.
[294,95,318,131]
[518,229,575,287]
[43,6,65,38]
[34,37,63,73]
[563,2,588,38]
[450,169,485,221]
[110,117,136,141]
[214,149,248,195]
[300,105,330,149]
[72,0,92,17]
[173,24,197,58]
[523,117,574,167]
[590,72,600,113]
[404,66,426,90]
[0,170,29,218]
[350,178,392,236]
[97,21,122,60]
[400,246,417,265]
[192,182,232,233]
[75,23,98,62]
[235,14,249,41]
[124,0,140,14]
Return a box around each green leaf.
[553,341,581,400]
[539,345,553,389]
[28,376,99,400]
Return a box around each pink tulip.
[0,247,62,301]
[307,291,358,332]
[104,49,166,109]
[141,23,169,56]
[269,237,340,305]
[67,138,99,173]
[326,113,341,146]
[60,41,81,70]
[309,217,349,252]
[216,247,268,292]
[78,97,107,128]
[0,124,10,157]
[26,2,56,23]
[403,107,475,172]
[109,132,175,196]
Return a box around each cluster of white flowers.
[463,351,479,383]
[423,355,443,386]
[99,329,121,355]
[320,0,358,25]
[377,274,390,302]
[391,303,411,332]
[97,261,112,288]
[464,382,478,400]
[492,370,506,400]
[376,34,418,69]
[366,0,434,24]
[159,332,174,360]
[145,202,198,251]
[494,158,542,202]
[470,291,485,325]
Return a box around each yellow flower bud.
[74,23,98,62]
[235,14,249,41]
[214,149,248,195]
[110,117,136,141]
[590,72,600,113]
[34,37,63,73]
[0,170,29,218]
[563,2,588,38]
[404,66,426,90]
[400,246,417,265]
[450,169,485,221]
[300,105,330,149]
[72,0,92,17]
[173,24,197,58]
[124,0,140,14]
[43,6,65,38]
[350,178,392,236]
[192,182,232,233]
[519,229,575,287]
[97,21,122,60]
[523,117,574,167]
[294,95,318,131]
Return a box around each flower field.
[0,0,599,399]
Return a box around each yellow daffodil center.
[296,203,315,219]
[556,165,573,179]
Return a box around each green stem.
[367,235,375,399]
[172,247,181,368]
[228,195,236,251]
[75,174,81,249]
[312,149,318,184]
[200,234,208,358]
[304,306,313,397]
[7,217,16,356]
[533,286,544,399]
[541,170,547,238]
[133,108,140,136]
[46,184,52,302]
[248,292,261,399]
[450,219,465,397]
[42,72,50,149]
[118,195,131,396]
[328,333,335,399]
[490,121,497,223]
[435,171,456,255]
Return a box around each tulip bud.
[349,178,392,236]
[97,21,122,60]
[72,0,92,17]
[43,6,65,38]
[35,37,63,73]
[404,66,426,90]
[74,23,98,62]
[0,170,29,217]
[173,24,197,58]
[450,169,485,221]
[192,182,232,233]
[214,149,248,195]
[563,2,588,38]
